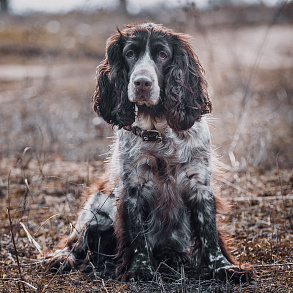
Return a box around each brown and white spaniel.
[45,22,252,283]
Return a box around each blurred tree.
[119,0,127,14]
[0,0,8,13]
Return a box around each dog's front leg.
[116,187,154,281]
[189,189,231,278]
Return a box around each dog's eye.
[126,50,135,59]
[158,51,167,60]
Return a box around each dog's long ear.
[93,31,135,128]
[164,35,212,131]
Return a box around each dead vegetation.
[0,3,292,292]
[1,157,292,292]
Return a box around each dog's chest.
[120,131,194,165]
[121,141,183,183]
[115,124,210,194]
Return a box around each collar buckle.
[141,130,162,142]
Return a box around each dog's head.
[93,23,212,131]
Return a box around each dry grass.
[0,157,292,292]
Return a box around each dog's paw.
[154,247,190,266]
[117,254,154,281]
[39,248,77,273]
[221,265,255,284]
[208,263,255,285]
[118,265,153,282]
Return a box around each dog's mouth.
[136,100,147,106]
[135,102,164,117]
[134,94,158,107]
[135,99,152,107]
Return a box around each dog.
[45,22,251,282]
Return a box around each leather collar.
[124,125,163,143]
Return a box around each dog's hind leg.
[42,191,116,273]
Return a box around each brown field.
[0,3,292,292]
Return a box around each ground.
[0,4,292,293]
[0,157,292,292]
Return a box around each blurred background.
[0,0,292,169]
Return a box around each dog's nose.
[134,77,152,91]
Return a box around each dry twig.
[7,171,26,293]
